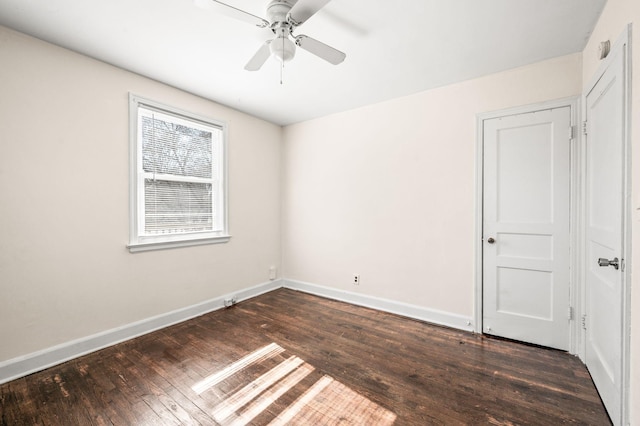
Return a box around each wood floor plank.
[120,347,216,425]
[0,379,39,425]
[0,288,610,425]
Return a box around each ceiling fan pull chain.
[280,33,285,85]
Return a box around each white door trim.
[474,96,581,354]
[581,24,632,426]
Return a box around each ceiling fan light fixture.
[270,35,296,62]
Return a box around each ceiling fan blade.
[194,0,269,28]
[287,0,332,26]
[244,40,272,71]
[295,35,345,65]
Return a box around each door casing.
[481,106,572,350]
[475,96,581,355]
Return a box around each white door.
[584,40,626,425]
[483,107,571,350]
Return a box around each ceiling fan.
[196,0,346,71]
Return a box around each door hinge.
[582,120,588,135]
[581,314,587,330]
[568,126,575,140]
[568,306,574,320]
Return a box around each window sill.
[127,235,231,253]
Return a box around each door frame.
[581,24,632,425]
[474,96,581,354]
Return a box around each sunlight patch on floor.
[269,375,396,425]
[193,342,397,425]
[192,342,285,395]
[221,362,315,426]
[212,355,306,423]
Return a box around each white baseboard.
[283,279,475,333]
[1,277,474,385]
[0,279,282,385]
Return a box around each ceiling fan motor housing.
[266,0,294,25]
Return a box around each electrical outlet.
[353,274,360,285]
[269,266,277,280]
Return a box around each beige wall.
[282,54,582,316]
[582,0,640,422]
[2,3,637,419]
[0,26,282,362]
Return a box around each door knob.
[598,257,619,270]
[487,237,495,244]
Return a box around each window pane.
[144,179,214,234]
[129,95,228,250]
[141,115,213,179]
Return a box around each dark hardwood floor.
[1,288,610,425]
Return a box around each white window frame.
[128,94,230,252]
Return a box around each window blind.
[139,107,221,236]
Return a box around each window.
[128,94,229,252]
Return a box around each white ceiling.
[0,0,606,125]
